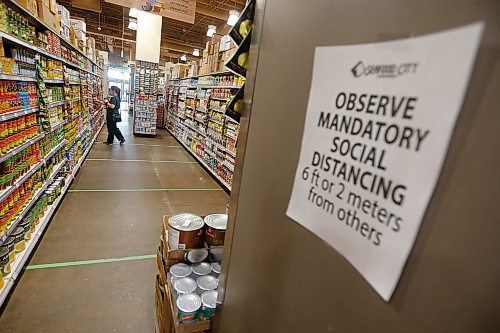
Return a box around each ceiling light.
[193,49,200,57]
[206,25,216,37]
[227,10,239,26]
[128,19,137,30]
[120,49,124,58]
[129,8,138,18]
[180,54,187,61]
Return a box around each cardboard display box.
[19,0,38,16]
[57,4,70,27]
[70,18,86,33]
[37,1,60,32]
[156,251,212,333]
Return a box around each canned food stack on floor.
[156,213,227,333]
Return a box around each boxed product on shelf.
[36,1,60,32]
[56,4,70,27]
[18,0,38,16]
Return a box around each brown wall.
[217,0,500,332]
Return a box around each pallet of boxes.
[199,35,236,75]
[156,213,227,333]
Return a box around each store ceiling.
[58,0,245,64]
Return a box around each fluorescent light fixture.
[128,18,137,30]
[206,25,217,37]
[180,54,187,61]
[193,49,200,57]
[227,10,239,26]
[129,8,138,18]
[120,49,124,58]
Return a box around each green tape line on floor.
[86,158,198,163]
[68,188,223,192]
[25,254,156,270]
[117,143,180,147]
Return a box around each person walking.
[102,86,125,145]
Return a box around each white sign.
[136,11,163,64]
[286,23,483,301]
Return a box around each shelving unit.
[0,2,106,304]
[165,72,245,192]
[0,122,103,305]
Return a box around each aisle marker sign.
[286,23,484,301]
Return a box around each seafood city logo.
[351,61,418,78]
[141,0,165,13]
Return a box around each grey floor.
[0,109,229,332]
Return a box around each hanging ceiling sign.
[105,0,196,24]
[286,23,483,301]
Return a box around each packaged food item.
[211,262,221,277]
[200,290,218,320]
[169,263,192,282]
[176,293,201,324]
[196,275,218,292]
[173,277,197,296]
[0,246,11,277]
[167,213,204,250]
[191,262,211,278]
[204,214,228,246]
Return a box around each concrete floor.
[0,109,229,332]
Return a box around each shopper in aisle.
[102,86,125,145]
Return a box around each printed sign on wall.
[286,23,483,301]
[106,0,196,24]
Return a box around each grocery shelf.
[225,148,237,157]
[209,107,226,114]
[0,122,104,307]
[168,128,231,193]
[196,107,208,113]
[225,133,238,141]
[201,85,242,89]
[0,160,44,204]
[0,31,100,77]
[0,106,38,121]
[71,98,81,103]
[0,158,66,244]
[46,101,65,108]
[0,73,36,82]
[0,132,44,164]
[223,160,235,173]
[70,82,80,85]
[209,118,224,126]
[186,105,194,109]
[44,79,64,84]
[185,123,206,137]
[49,120,66,132]
[210,96,229,101]
[8,0,102,70]
[0,139,67,204]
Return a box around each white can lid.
[170,263,192,278]
[177,293,201,313]
[197,275,218,291]
[169,213,204,231]
[187,249,209,263]
[174,277,197,294]
[201,290,218,308]
[192,262,211,276]
[204,214,228,230]
[211,262,221,274]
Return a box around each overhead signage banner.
[136,11,162,63]
[105,0,196,24]
[286,23,483,301]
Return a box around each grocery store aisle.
[0,108,229,332]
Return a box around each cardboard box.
[75,29,86,44]
[18,0,38,16]
[70,18,86,32]
[37,1,60,32]
[60,25,70,41]
[49,0,57,13]
[57,4,70,27]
